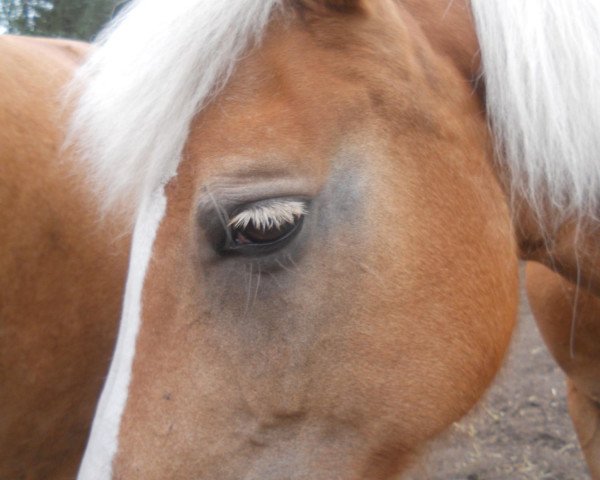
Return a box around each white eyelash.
[228,201,307,231]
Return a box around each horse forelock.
[70,0,600,231]
[472,0,600,229]
[67,0,284,217]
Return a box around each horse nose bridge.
[234,418,383,480]
[233,377,314,434]
[110,408,394,480]
[247,407,313,443]
[231,344,319,419]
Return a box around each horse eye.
[233,218,300,246]
[220,202,307,255]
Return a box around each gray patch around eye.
[313,149,370,234]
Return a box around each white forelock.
[68,0,282,214]
[71,0,600,228]
[472,0,600,227]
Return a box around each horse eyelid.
[228,200,308,232]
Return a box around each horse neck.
[402,0,600,293]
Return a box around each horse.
[527,262,600,477]
[0,35,130,479]
[1,0,599,478]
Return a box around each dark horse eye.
[220,200,307,255]
[233,219,300,246]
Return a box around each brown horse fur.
[1,0,599,478]
[0,36,130,479]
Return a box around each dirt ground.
[406,279,590,480]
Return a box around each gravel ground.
[406,281,590,480]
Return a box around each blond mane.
[472,0,600,227]
[68,0,282,214]
[71,0,600,229]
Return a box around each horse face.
[108,4,518,478]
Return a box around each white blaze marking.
[77,188,167,479]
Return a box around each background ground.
[406,276,590,480]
